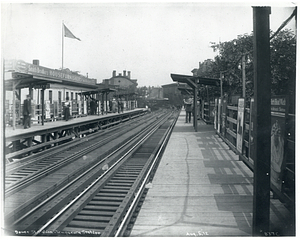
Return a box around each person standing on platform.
[64,97,71,121]
[90,99,96,115]
[23,94,31,129]
[120,100,124,113]
[184,98,193,123]
[117,98,121,113]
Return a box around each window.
[71,92,74,100]
[58,91,62,104]
[49,90,53,104]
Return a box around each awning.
[4,73,63,91]
[177,86,193,95]
[170,73,219,87]
[79,88,117,95]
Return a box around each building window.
[58,91,62,104]
[66,92,69,100]
[49,90,53,104]
[71,92,74,100]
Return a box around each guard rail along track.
[5,109,179,236]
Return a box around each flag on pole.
[63,24,81,41]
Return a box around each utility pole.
[242,54,246,98]
[252,6,271,236]
[220,72,223,99]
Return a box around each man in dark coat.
[23,94,31,129]
[184,98,193,123]
[90,99,96,115]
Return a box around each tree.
[198,29,296,107]
[270,29,296,96]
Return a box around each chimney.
[113,70,116,77]
[33,60,40,66]
[127,71,131,79]
[123,70,126,76]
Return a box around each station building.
[101,70,138,111]
[4,59,138,128]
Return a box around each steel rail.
[5,112,158,196]
[32,112,171,236]
[6,110,148,172]
[114,111,178,236]
[11,112,168,229]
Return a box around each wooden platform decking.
[130,110,293,237]
[5,109,145,141]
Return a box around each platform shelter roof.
[78,87,117,95]
[170,73,219,88]
[4,59,98,91]
[177,85,193,95]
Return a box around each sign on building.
[270,96,287,192]
[236,98,245,153]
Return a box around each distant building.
[191,68,198,76]
[4,59,98,124]
[101,70,138,110]
[148,87,163,99]
[161,83,184,107]
[196,59,214,76]
[102,70,137,90]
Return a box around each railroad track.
[34,111,178,237]
[5,110,178,236]
[5,111,158,196]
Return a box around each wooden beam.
[41,88,45,125]
[252,6,271,236]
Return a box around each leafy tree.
[136,86,148,98]
[197,29,296,108]
[270,29,296,95]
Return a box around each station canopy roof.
[170,73,220,89]
[79,87,117,95]
[177,85,193,95]
[4,59,98,91]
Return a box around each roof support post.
[12,82,16,130]
[193,87,198,132]
[252,6,271,236]
[97,91,100,116]
[11,80,21,130]
[41,87,45,126]
[105,92,108,115]
[101,93,104,115]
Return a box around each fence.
[5,99,138,126]
[211,96,295,206]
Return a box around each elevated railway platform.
[5,109,147,161]
[130,109,293,237]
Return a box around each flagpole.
[62,21,64,70]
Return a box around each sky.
[1,1,297,87]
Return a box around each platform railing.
[211,96,294,207]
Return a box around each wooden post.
[193,87,197,132]
[97,91,100,116]
[252,6,271,236]
[220,72,223,100]
[105,92,108,114]
[12,82,16,130]
[2,59,5,209]
[41,88,45,125]
[102,93,104,115]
